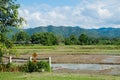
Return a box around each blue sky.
[17,0,120,29]
[17,0,80,7]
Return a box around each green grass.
[0,72,120,80]
[11,45,120,55]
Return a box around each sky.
[17,0,120,29]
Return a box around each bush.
[19,61,50,72]
[20,61,37,72]
[0,63,19,72]
[37,61,50,72]
[0,48,3,62]
[27,61,38,72]
[0,47,8,62]
[0,61,51,72]
[19,61,37,72]
[0,63,8,72]
[5,40,13,48]
[8,63,19,72]
[0,64,3,71]
[18,64,28,72]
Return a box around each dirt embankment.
[19,54,120,64]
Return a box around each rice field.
[1,45,120,80]
[12,45,120,55]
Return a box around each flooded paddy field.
[52,64,120,75]
[19,54,120,75]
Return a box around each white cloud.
[19,0,120,29]
[98,8,112,19]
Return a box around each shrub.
[0,47,7,62]
[5,40,13,49]
[19,64,28,72]
[0,47,10,62]
[0,63,18,72]
[0,61,51,72]
[37,61,50,72]
[19,61,38,72]
[0,64,3,71]
[0,48,3,62]
[27,61,38,72]
[19,61,50,72]
[9,64,18,72]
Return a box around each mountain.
[25,25,86,37]
[10,26,120,38]
[90,28,120,38]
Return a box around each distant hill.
[10,26,120,38]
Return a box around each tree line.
[11,31,120,46]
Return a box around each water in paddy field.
[52,64,120,75]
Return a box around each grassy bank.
[0,72,120,80]
[12,45,120,55]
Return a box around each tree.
[31,32,58,46]
[12,31,30,44]
[87,38,99,45]
[65,34,78,45]
[0,0,24,46]
[56,35,64,45]
[69,35,79,45]
[0,0,24,33]
[65,38,71,45]
[0,0,24,62]
[79,34,88,45]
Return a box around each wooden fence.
[3,56,51,68]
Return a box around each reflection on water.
[52,64,120,71]
[102,56,120,63]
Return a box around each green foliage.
[5,39,13,48]
[37,61,50,72]
[0,48,3,62]
[0,0,24,33]
[22,26,120,39]
[0,46,9,62]
[0,0,24,61]
[18,64,28,72]
[27,61,38,72]
[0,62,19,72]
[0,33,13,48]
[65,35,79,45]
[0,33,7,43]
[19,61,50,73]
[65,38,71,45]
[12,31,30,44]
[18,61,36,72]
[79,34,88,45]
[6,27,120,45]
[31,32,58,46]
[6,26,120,43]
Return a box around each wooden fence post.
[9,56,12,63]
[49,57,51,72]
[29,57,32,61]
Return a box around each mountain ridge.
[10,26,120,38]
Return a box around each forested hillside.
[9,25,120,38]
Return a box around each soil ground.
[19,54,120,64]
